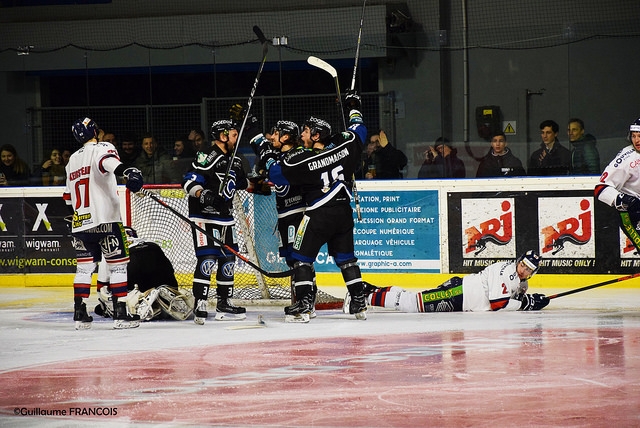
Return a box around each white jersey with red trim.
[63,141,123,232]
[462,260,528,311]
[595,145,640,207]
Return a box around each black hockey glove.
[614,192,640,212]
[519,293,550,311]
[344,89,362,111]
[123,167,143,192]
[257,149,279,174]
[229,103,245,122]
[250,133,270,157]
[199,189,223,209]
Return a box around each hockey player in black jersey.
[254,91,369,322]
[253,120,317,313]
[182,119,249,324]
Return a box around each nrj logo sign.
[462,198,515,257]
[539,197,594,257]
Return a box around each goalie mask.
[517,250,541,279]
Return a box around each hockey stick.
[307,55,363,221]
[308,56,347,131]
[219,25,269,195]
[547,273,640,299]
[137,188,294,279]
[350,0,367,91]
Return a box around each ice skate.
[73,302,93,330]
[215,299,247,321]
[193,299,208,325]
[284,293,314,323]
[346,283,367,320]
[113,301,140,329]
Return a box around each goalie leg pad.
[157,286,195,321]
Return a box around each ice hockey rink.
[0,285,639,427]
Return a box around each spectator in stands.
[475,132,526,177]
[567,118,600,175]
[100,130,119,153]
[117,133,141,185]
[417,137,466,178]
[188,128,207,152]
[528,120,571,176]
[0,144,31,186]
[119,133,140,169]
[40,147,66,186]
[135,133,179,184]
[61,148,72,166]
[171,135,196,178]
[357,129,407,179]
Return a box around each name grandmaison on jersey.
[308,147,350,171]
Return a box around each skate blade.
[285,313,310,323]
[354,310,367,320]
[194,316,206,325]
[75,321,92,330]
[113,319,141,329]
[215,312,247,321]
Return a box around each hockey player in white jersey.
[595,117,640,252]
[349,250,549,313]
[64,117,144,330]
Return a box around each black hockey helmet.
[517,250,541,278]
[271,120,300,142]
[210,119,237,140]
[303,116,332,141]
[72,117,99,144]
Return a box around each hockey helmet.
[72,117,99,144]
[303,116,332,141]
[271,120,300,142]
[517,250,541,278]
[627,117,640,146]
[210,119,237,140]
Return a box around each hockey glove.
[344,89,362,111]
[229,103,245,122]
[250,133,270,157]
[257,149,279,174]
[614,192,640,212]
[123,167,144,192]
[199,189,223,209]
[247,174,272,196]
[519,293,550,311]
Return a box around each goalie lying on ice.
[346,250,550,313]
[95,227,194,321]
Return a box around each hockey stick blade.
[547,272,640,299]
[138,189,293,279]
[253,25,268,44]
[308,56,338,78]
